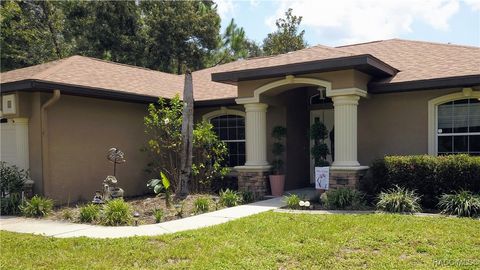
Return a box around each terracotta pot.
[269,174,285,197]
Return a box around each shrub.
[20,195,53,217]
[79,204,100,223]
[241,191,254,204]
[101,199,132,226]
[147,172,172,207]
[438,191,480,218]
[376,186,422,213]
[322,188,365,210]
[284,194,301,209]
[219,189,242,207]
[62,208,74,220]
[153,209,164,223]
[361,155,480,208]
[0,162,28,215]
[193,196,210,214]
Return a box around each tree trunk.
[177,69,194,198]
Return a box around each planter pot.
[269,175,285,197]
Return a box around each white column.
[327,88,367,167]
[331,96,360,167]
[243,103,269,167]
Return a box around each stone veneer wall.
[237,170,270,199]
[329,168,368,189]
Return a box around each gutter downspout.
[40,90,61,196]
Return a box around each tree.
[61,0,145,66]
[1,0,68,71]
[144,95,228,194]
[262,8,307,56]
[141,1,221,74]
[178,70,194,197]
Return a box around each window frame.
[202,107,246,168]
[428,88,480,155]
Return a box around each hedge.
[359,154,480,208]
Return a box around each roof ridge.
[33,56,76,80]
[73,55,182,77]
[337,38,479,49]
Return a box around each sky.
[215,0,480,47]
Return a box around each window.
[209,114,246,167]
[437,98,480,156]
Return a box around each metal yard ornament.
[107,147,126,177]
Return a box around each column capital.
[326,87,367,98]
[244,102,268,112]
[331,95,360,106]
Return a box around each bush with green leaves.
[153,209,164,223]
[322,188,365,210]
[79,203,100,223]
[361,155,480,208]
[144,95,229,194]
[62,208,74,220]
[0,162,28,215]
[193,196,211,214]
[271,126,286,174]
[438,191,480,218]
[241,191,254,204]
[147,172,172,207]
[284,194,301,209]
[20,195,53,217]
[219,189,242,207]
[310,121,330,167]
[376,186,422,213]
[101,199,132,226]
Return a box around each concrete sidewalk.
[1,189,317,239]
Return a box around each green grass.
[1,212,479,269]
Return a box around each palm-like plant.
[438,190,480,218]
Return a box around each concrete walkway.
[0,188,317,239]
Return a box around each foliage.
[0,162,28,215]
[219,189,242,207]
[20,195,53,218]
[78,204,100,223]
[322,188,365,210]
[360,155,480,208]
[241,191,254,204]
[147,172,172,207]
[2,213,480,269]
[101,199,132,226]
[141,0,220,74]
[262,8,307,56]
[153,209,164,223]
[271,126,287,174]
[1,0,68,71]
[438,190,480,218]
[193,196,211,214]
[62,208,74,221]
[284,194,301,209]
[310,121,330,166]
[376,186,422,213]
[144,95,228,194]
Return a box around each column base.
[329,166,368,190]
[234,165,271,200]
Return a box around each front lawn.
[1,212,479,269]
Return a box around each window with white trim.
[210,115,246,167]
[437,98,480,156]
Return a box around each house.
[1,39,479,203]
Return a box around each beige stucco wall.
[357,87,472,165]
[44,94,150,203]
[237,70,371,98]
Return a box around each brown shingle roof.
[0,55,236,101]
[337,39,480,84]
[1,39,478,102]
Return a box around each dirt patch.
[47,194,222,225]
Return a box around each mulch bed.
[47,194,222,225]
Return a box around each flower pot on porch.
[269,174,285,197]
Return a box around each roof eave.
[211,54,398,83]
[369,75,480,93]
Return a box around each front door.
[309,109,334,183]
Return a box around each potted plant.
[270,126,287,196]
